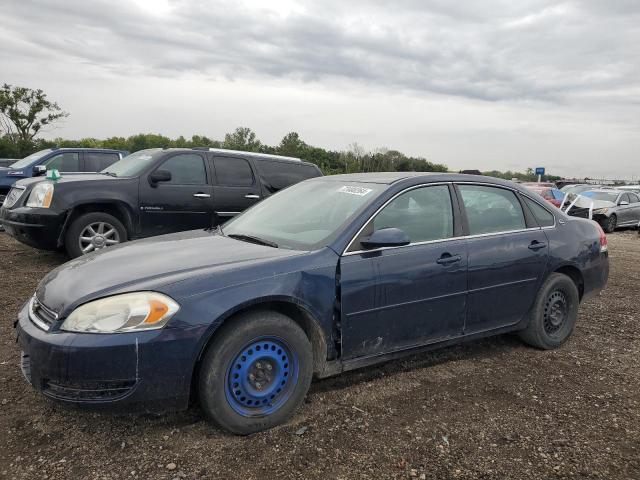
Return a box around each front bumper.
[0,206,65,250]
[15,301,208,412]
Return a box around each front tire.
[600,214,617,233]
[198,310,313,435]
[64,212,127,258]
[519,273,580,350]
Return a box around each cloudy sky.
[2,0,639,178]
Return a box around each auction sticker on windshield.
[338,186,373,196]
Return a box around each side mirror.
[149,169,172,186]
[619,200,629,206]
[361,228,410,250]
[33,165,47,176]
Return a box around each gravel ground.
[0,231,638,480]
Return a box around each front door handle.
[193,193,211,198]
[245,194,260,199]
[528,241,547,251]
[436,253,462,265]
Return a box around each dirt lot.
[0,231,638,480]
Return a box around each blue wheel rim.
[225,337,299,417]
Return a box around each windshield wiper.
[102,171,117,177]
[227,233,278,248]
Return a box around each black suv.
[0,148,322,257]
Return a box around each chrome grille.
[2,186,26,208]
[28,296,58,331]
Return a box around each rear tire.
[198,310,313,435]
[519,273,580,350]
[64,212,127,258]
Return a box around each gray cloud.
[2,0,639,103]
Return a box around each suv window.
[523,195,555,227]
[85,152,120,171]
[213,157,254,186]
[45,152,80,171]
[159,154,207,185]
[458,185,526,234]
[256,160,320,192]
[372,185,454,243]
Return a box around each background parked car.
[523,184,565,208]
[562,189,640,232]
[0,158,17,168]
[0,148,127,201]
[0,148,322,257]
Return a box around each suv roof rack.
[191,147,300,162]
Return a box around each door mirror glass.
[149,169,172,184]
[33,165,47,176]
[619,200,629,206]
[361,228,410,249]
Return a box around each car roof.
[316,172,523,188]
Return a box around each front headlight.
[26,182,54,208]
[60,292,180,333]
[593,207,608,214]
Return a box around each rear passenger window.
[629,193,640,203]
[256,160,320,193]
[85,152,120,171]
[159,154,207,184]
[373,185,454,243]
[213,157,254,186]
[523,196,555,227]
[458,185,526,234]
[45,152,80,171]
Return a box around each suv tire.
[64,212,127,258]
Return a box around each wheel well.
[64,203,133,236]
[554,265,584,300]
[189,301,329,406]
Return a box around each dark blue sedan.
[16,173,609,434]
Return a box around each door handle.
[245,194,260,199]
[193,193,211,198]
[528,241,547,251]
[436,253,462,265]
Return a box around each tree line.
[1,83,558,180]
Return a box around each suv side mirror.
[619,200,629,206]
[361,228,410,250]
[33,165,47,176]
[149,169,172,186]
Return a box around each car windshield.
[222,180,387,250]
[582,191,619,202]
[563,185,597,194]
[101,149,161,177]
[9,149,52,169]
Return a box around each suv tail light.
[594,221,608,253]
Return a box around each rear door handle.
[528,241,547,251]
[245,194,260,199]
[193,193,211,198]
[436,253,462,265]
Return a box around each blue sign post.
[535,167,545,182]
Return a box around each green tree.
[223,127,261,152]
[0,84,69,148]
[277,131,307,157]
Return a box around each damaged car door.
[340,184,467,359]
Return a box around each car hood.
[36,230,306,315]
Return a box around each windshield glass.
[563,185,597,194]
[10,149,52,169]
[101,149,161,177]
[223,180,387,250]
[582,192,619,202]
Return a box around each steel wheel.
[78,221,121,254]
[543,290,568,335]
[225,337,299,417]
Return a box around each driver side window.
[350,185,454,251]
[45,152,80,171]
